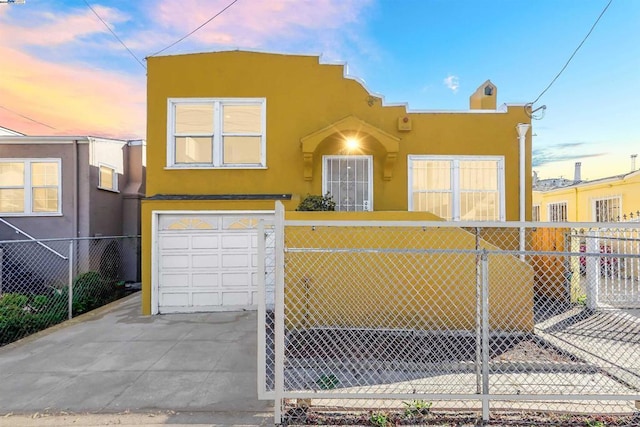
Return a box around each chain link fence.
[0,236,140,346]
[258,209,640,424]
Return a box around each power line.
[530,0,613,106]
[82,0,147,70]
[0,105,56,130]
[149,0,240,57]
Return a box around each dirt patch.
[286,329,579,365]
[286,409,640,426]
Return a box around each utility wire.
[0,105,56,130]
[530,0,613,105]
[149,0,240,57]
[82,0,147,70]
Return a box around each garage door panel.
[192,254,219,268]
[160,235,190,250]
[222,234,250,249]
[192,292,219,306]
[221,272,251,287]
[192,273,219,287]
[161,292,190,307]
[192,235,219,249]
[160,273,190,287]
[222,292,250,306]
[161,254,190,269]
[222,253,250,268]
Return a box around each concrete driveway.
[0,293,273,426]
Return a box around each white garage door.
[156,212,273,313]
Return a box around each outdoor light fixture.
[345,137,359,150]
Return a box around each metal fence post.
[273,201,286,424]
[257,219,267,399]
[481,249,490,422]
[569,229,582,303]
[68,240,74,320]
[586,231,599,310]
[0,248,3,295]
[475,228,482,395]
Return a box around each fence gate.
[259,210,640,424]
[569,228,640,309]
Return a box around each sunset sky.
[0,0,638,180]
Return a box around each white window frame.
[322,155,373,211]
[0,158,62,216]
[166,98,267,169]
[407,155,505,221]
[592,196,622,222]
[532,204,541,222]
[547,201,568,222]
[98,163,119,192]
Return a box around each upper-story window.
[408,155,505,221]
[167,98,266,168]
[0,159,61,215]
[98,164,118,192]
[548,202,568,222]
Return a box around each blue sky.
[0,0,637,180]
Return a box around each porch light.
[345,137,359,150]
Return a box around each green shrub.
[71,271,112,315]
[0,272,127,346]
[0,293,65,346]
[296,193,336,211]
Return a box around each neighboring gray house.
[0,135,145,288]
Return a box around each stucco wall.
[534,171,640,222]
[146,51,532,217]
[88,139,128,237]
[284,211,534,332]
[0,142,81,239]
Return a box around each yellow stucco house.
[142,51,533,325]
[533,167,640,222]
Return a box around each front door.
[322,155,373,211]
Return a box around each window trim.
[166,97,267,169]
[98,163,119,193]
[0,158,62,216]
[407,155,505,221]
[547,201,568,222]
[322,155,373,212]
[532,204,541,222]
[592,195,622,222]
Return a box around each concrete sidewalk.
[0,293,273,426]
[536,306,640,393]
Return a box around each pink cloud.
[0,45,145,138]
[0,5,128,47]
[149,0,371,49]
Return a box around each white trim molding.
[591,195,622,222]
[547,200,569,222]
[0,158,62,216]
[166,97,267,169]
[407,155,506,221]
[97,163,119,193]
[322,155,373,212]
